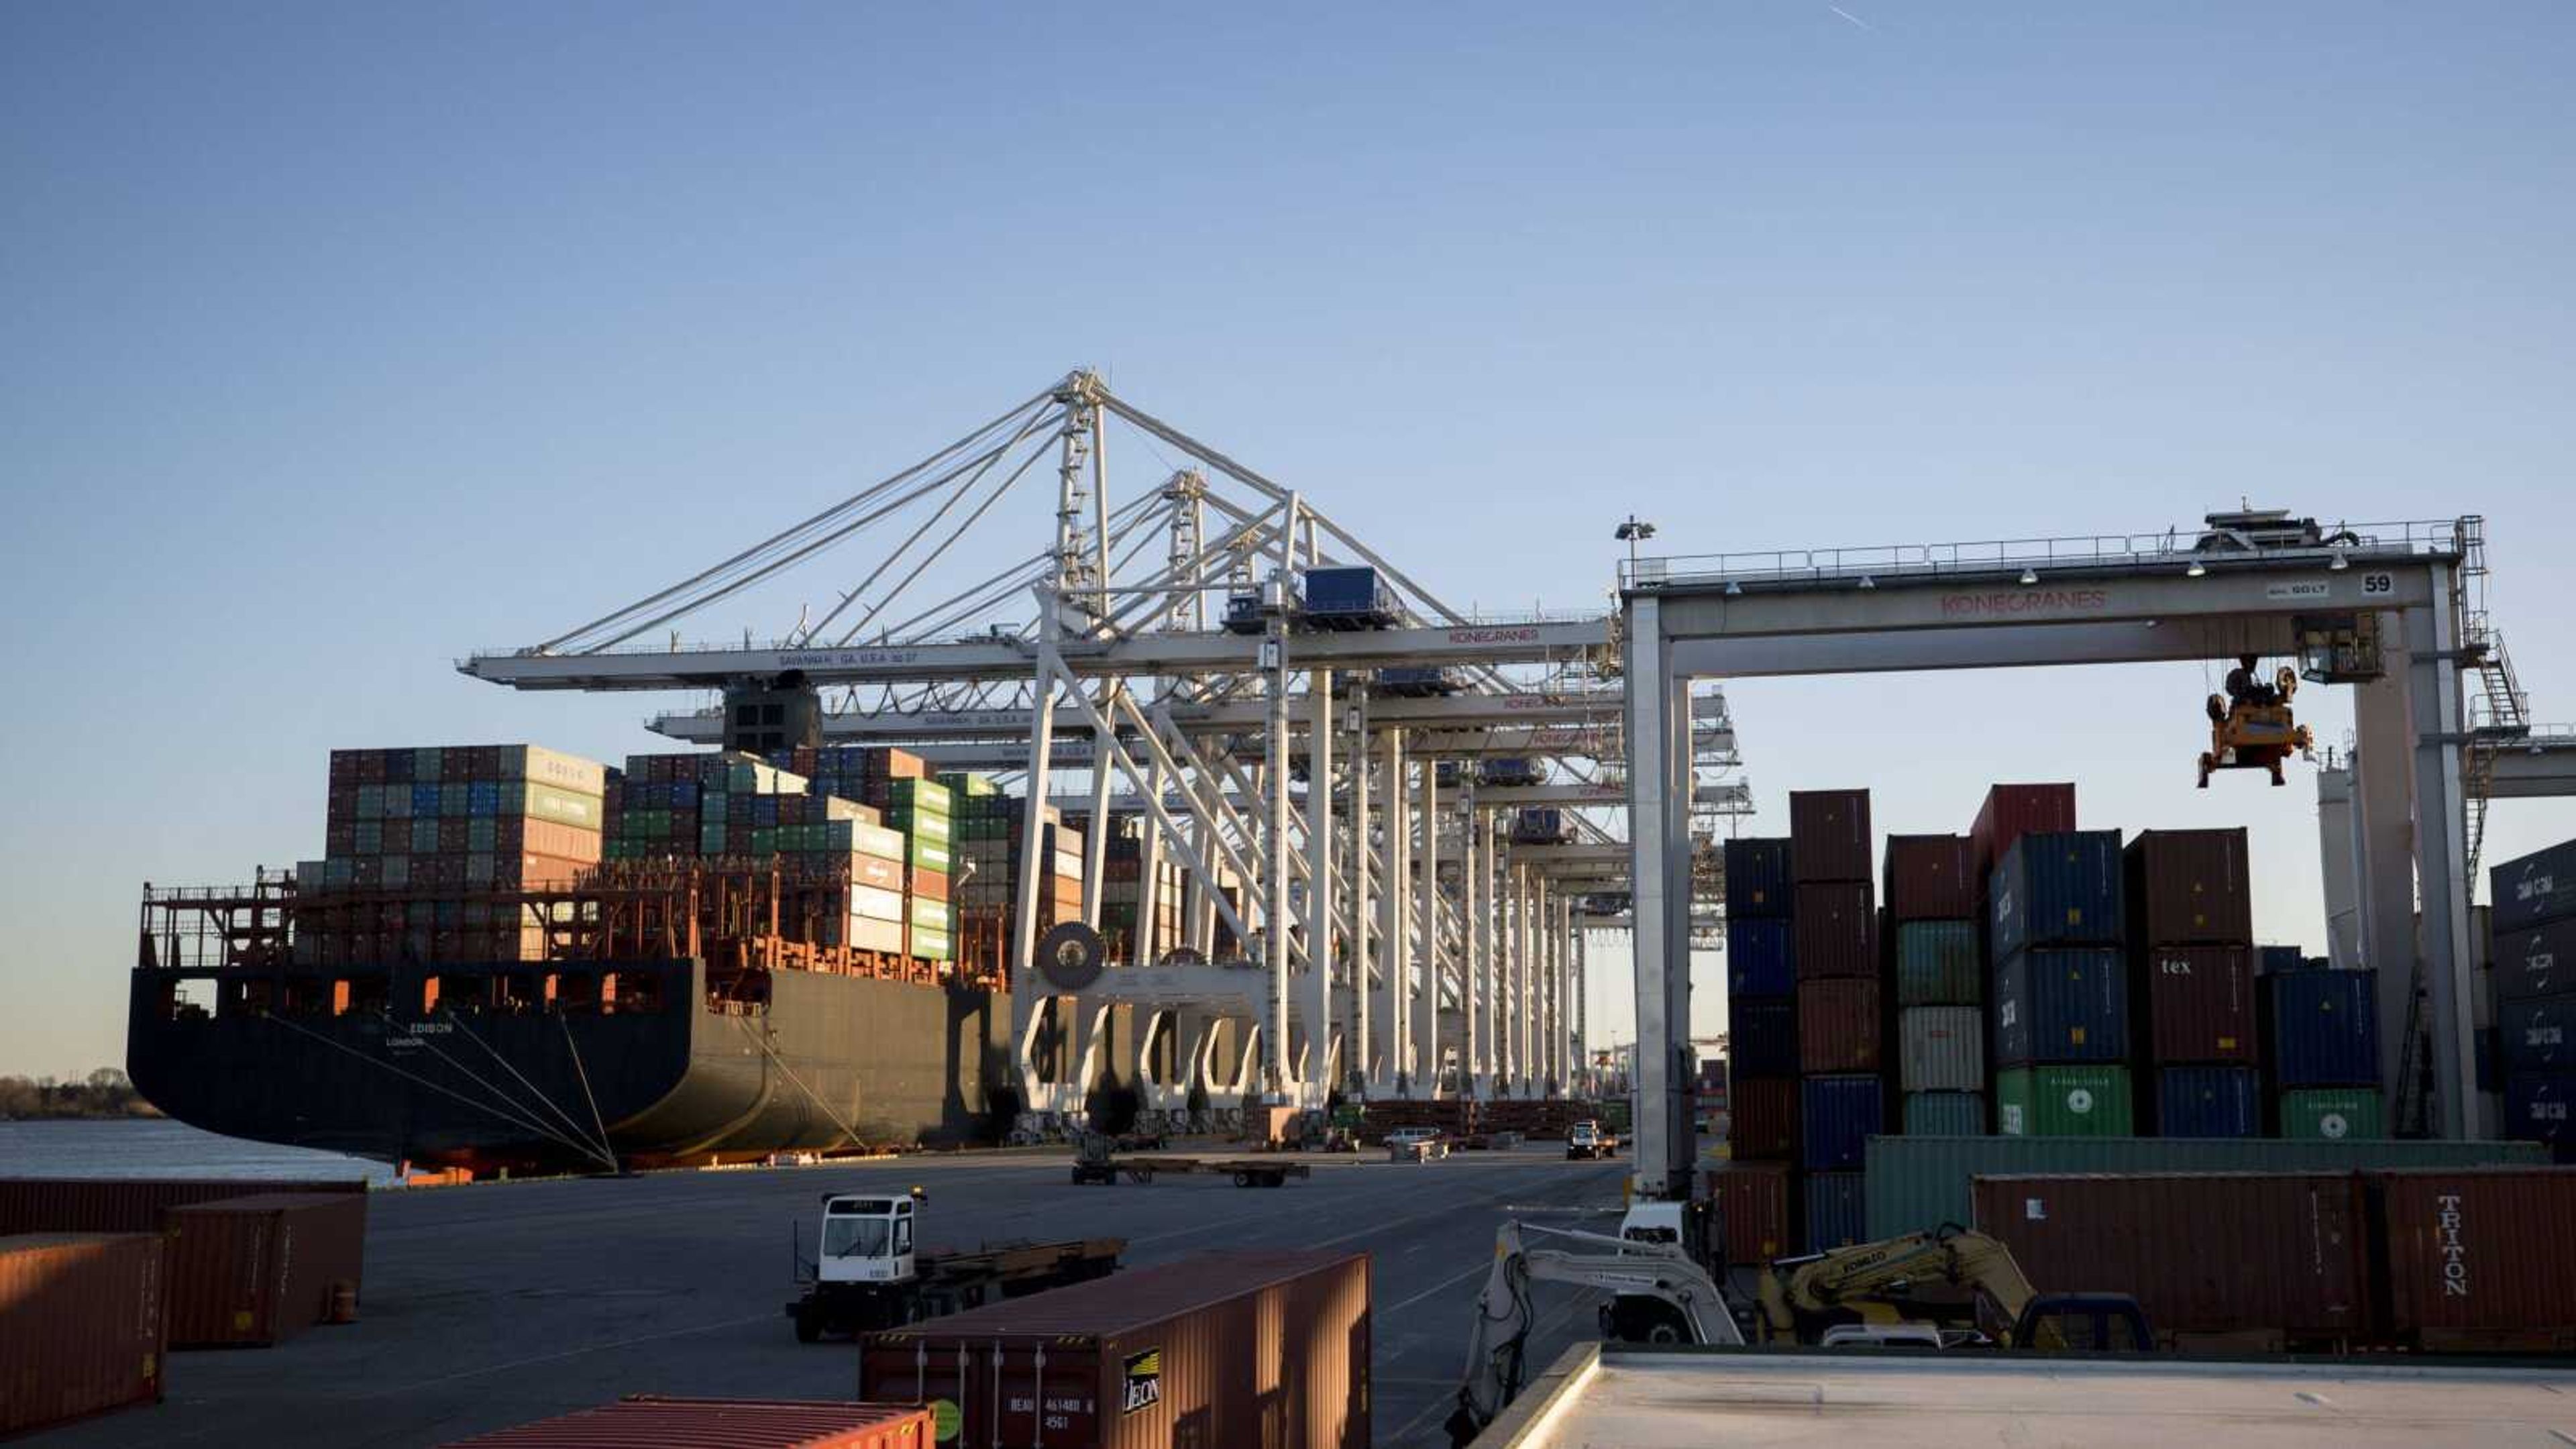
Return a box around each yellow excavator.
[1754,1223,2154,1350]
[2199,653,2314,788]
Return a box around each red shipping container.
[1793,881,1877,979]
[1884,834,1975,922]
[1705,1161,1794,1265]
[1797,978,1882,1073]
[2125,828,2253,945]
[0,1232,168,1436]
[860,1250,1368,1449]
[443,1397,935,1448]
[909,866,950,902]
[1789,789,1872,883]
[2133,944,2256,1064]
[2375,1167,2576,1348]
[0,1177,366,1235]
[1727,1077,1799,1161]
[165,1191,366,1347]
[1970,783,2076,880]
[1972,1172,2369,1343]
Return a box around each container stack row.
[1886,832,1982,1140]
[2493,837,2576,1161]
[2127,828,2260,1136]
[1790,788,1880,1250]
[1990,824,2134,1137]
[1717,833,1796,1263]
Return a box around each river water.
[0,1118,396,1185]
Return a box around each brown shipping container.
[1793,881,1877,979]
[1970,783,2076,880]
[2375,1167,2576,1346]
[2133,944,2256,1064]
[1971,1172,2369,1342]
[1789,789,1872,883]
[860,1250,1367,1449]
[909,866,951,902]
[1727,1077,1799,1161]
[1884,834,1975,921]
[443,1396,936,1448]
[0,1232,167,1436]
[165,1192,366,1347]
[2125,828,2253,945]
[0,1177,366,1236]
[1797,978,1883,1074]
[1705,1161,1794,1265]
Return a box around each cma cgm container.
[2489,839,2576,934]
[1989,831,2125,959]
[1902,1091,1986,1136]
[2151,1065,2259,1138]
[1727,1077,1799,1161]
[1788,790,1871,883]
[1805,1172,1868,1252]
[165,1192,366,1347]
[2374,1167,2576,1348]
[1898,1007,1984,1093]
[1968,783,2076,881]
[1796,978,1881,1074]
[1994,948,2128,1065]
[2498,994,2575,1072]
[1725,997,1797,1078]
[860,1250,1368,1449]
[2123,828,2253,945]
[2491,918,2576,1004]
[1994,1065,2132,1137]
[1725,918,1794,996]
[1704,1161,1793,1265]
[0,1233,167,1437]
[2261,967,2379,1087]
[1884,834,1974,921]
[445,1397,936,1448]
[2131,944,2255,1065]
[2502,1075,2573,1161]
[1721,837,1794,917]
[1892,921,1980,1006]
[1792,882,1876,979]
[1970,1173,2369,1344]
[1800,1075,1884,1171]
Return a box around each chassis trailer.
[788,1187,1123,1340]
[1068,1152,1313,1188]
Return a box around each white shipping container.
[845,916,906,955]
[1899,1006,1986,1093]
[851,822,906,861]
[851,885,906,923]
[500,745,610,798]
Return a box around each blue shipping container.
[1728,996,1798,1077]
[2500,994,2576,1072]
[2505,1073,2576,1162]
[1723,837,1795,918]
[1801,1074,1884,1171]
[1902,1091,1986,1136]
[1301,565,1394,620]
[2262,968,2379,1087]
[2257,945,2306,975]
[2490,839,2576,934]
[1726,918,1795,996]
[1804,1171,1868,1251]
[1989,830,2125,959]
[2155,1065,2259,1138]
[1994,947,2128,1066]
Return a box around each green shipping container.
[910,896,952,932]
[910,925,955,961]
[888,808,953,845]
[2277,1087,2385,1140]
[1892,921,1981,1006]
[703,792,730,824]
[1902,1091,1986,1136]
[502,780,608,833]
[889,778,953,818]
[751,828,777,855]
[1865,1135,2550,1241]
[1994,1065,2133,1138]
[908,835,951,873]
[700,824,727,855]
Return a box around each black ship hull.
[127,961,1014,1173]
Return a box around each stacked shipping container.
[1990,828,2134,1137]
[1888,833,1983,1137]
[1791,790,1879,1250]
[2260,963,2383,1136]
[2492,839,2576,1162]
[1719,836,1796,1252]
[2127,829,2260,1137]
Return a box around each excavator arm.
[1756,1224,2062,1347]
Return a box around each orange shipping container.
[1705,1161,1793,1265]
[2374,1166,2576,1348]
[443,1396,934,1448]
[164,1192,366,1347]
[0,1232,167,1436]
[0,1176,366,1235]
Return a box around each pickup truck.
[1566,1120,1617,1160]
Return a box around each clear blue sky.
[3,3,2570,1076]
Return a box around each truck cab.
[817,1191,918,1287]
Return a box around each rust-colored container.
[0,1232,167,1436]
[1969,783,2076,881]
[2373,1167,2576,1348]
[1797,977,1883,1074]
[1789,789,1872,883]
[1970,1171,2369,1343]
[443,1396,935,1447]
[908,866,951,902]
[1727,1077,1799,1161]
[164,1191,367,1347]
[1884,834,1974,921]
[2125,829,2253,945]
[0,1177,366,1235]
[1792,881,1877,979]
[860,1250,1368,1449]
[1705,1161,1794,1265]
[2131,944,2256,1064]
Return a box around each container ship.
[126,742,1108,1175]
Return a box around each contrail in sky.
[1828,5,1877,31]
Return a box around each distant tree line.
[0,1068,158,1120]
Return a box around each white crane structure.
[463,370,1751,1120]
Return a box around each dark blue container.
[2261,967,2379,1088]
[1481,758,1542,789]
[412,783,443,816]
[2500,994,2576,1072]
[1726,918,1796,996]
[1728,996,1797,1078]
[2491,839,2576,933]
[1988,830,2125,959]
[752,796,781,827]
[1804,1171,1868,1250]
[1993,947,2127,1066]
[467,780,500,816]
[1800,1074,1884,1171]
[1300,565,1396,624]
[2154,1065,2259,1137]
[672,780,700,808]
[2504,1072,2575,1162]
[1723,837,1794,918]
[2257,945,2307,975]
